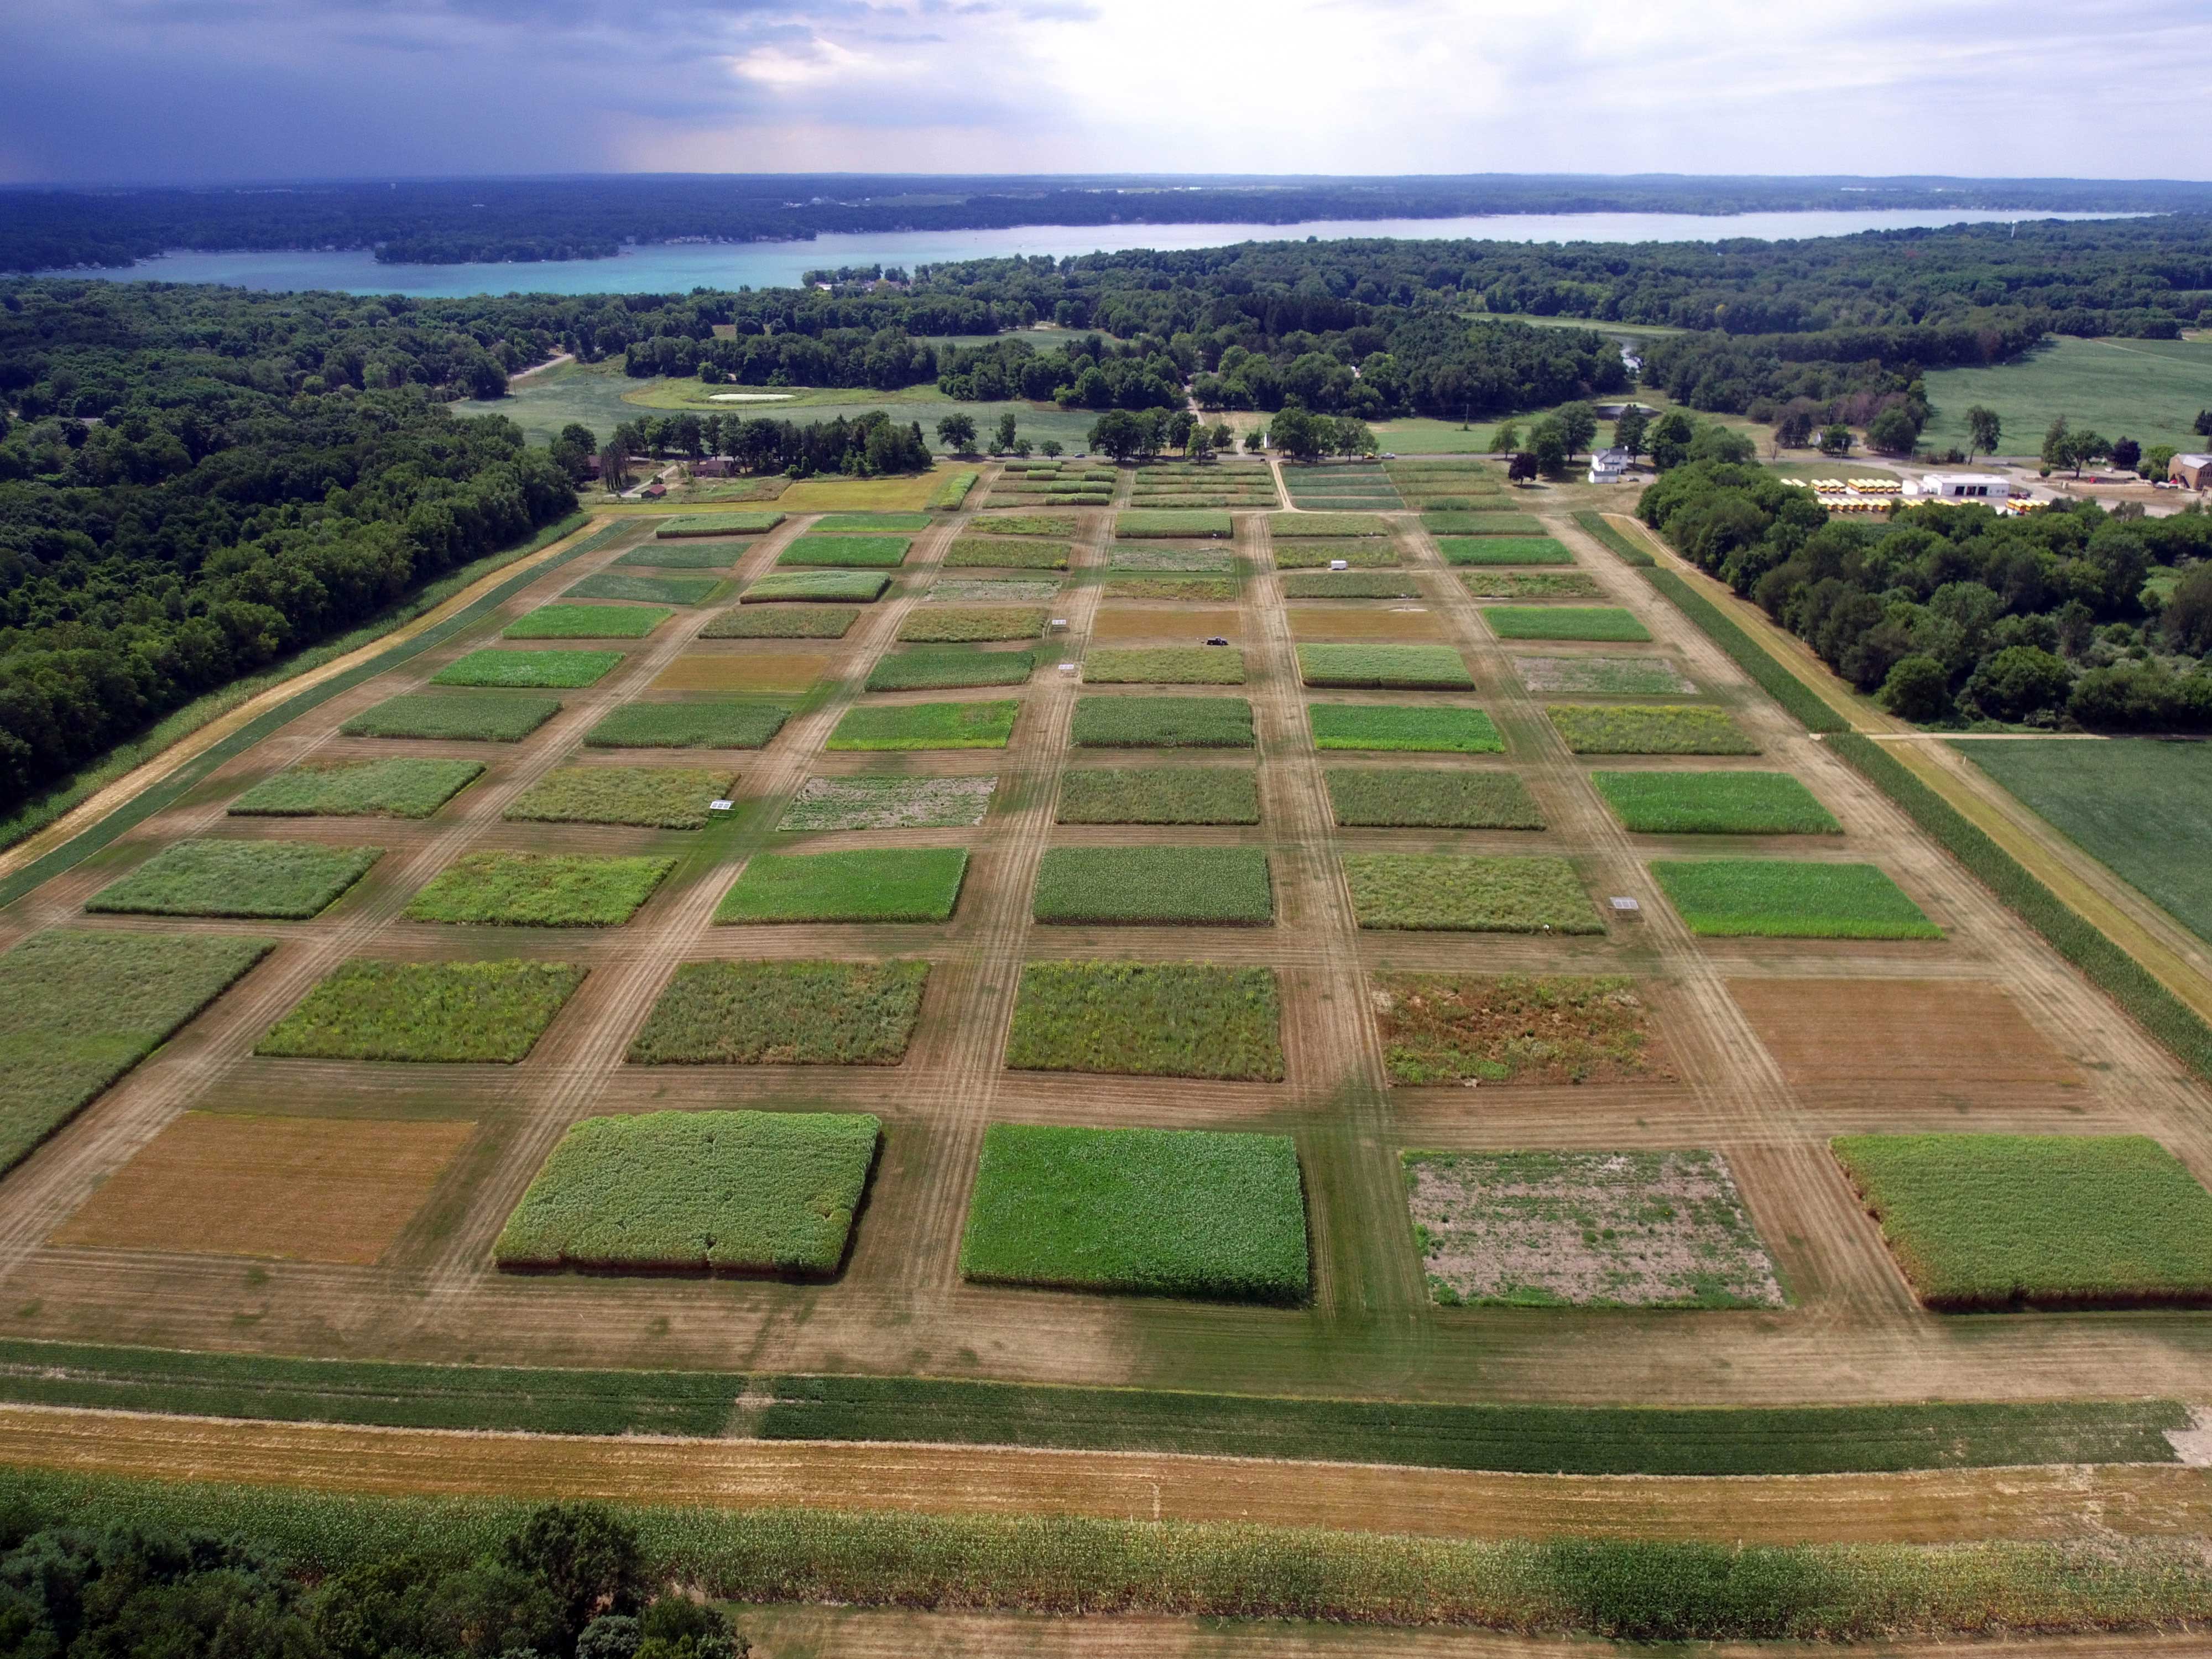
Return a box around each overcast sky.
[1,0,2206,185]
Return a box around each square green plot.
[1438,536,1574,566]
[1005,961,1284,1081]
[431,649,624,690]
[404,852,674,927]
[1651,859,1940,938]
[629,960,930,1066]
[1832,1133,2212,1311]
[613,542,740,571]
[1549,704,1756,755]
[961,1124,1309,1303]
[504,604,674,639]
[87,839,381,921]
[867,648,1034,693]
[1117,510,1232,539]
[1326,769,1543,829]
[1310,704,1503,754]
[1057,768,1260,825]
[1071,696,1254,749]
[655,512,785,536]
[494,1109,879,1275]
[778,534,914,568]
[1086,648,1248,686]
[742,571,891,603]
[1593,771,1839,835]
[257,960,586,1063]
[505,766,733,830]
[1033,847,1272,926]
[1297,644,1472,690]
[229,758,482,820]
[341,691,562,743]
[717,847,968,924]
[827,700,1019,752]
[564,573,723,606]
[1485,607,1650,642]
[1344,854,1602,933]
[778,775,996,831]
[583,701,790,749]
[702,604,858,639]
[811,512,931,532]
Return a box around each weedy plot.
[1310,704,1503,753]
[1280,572,1422,599]
[1286,607,1444,641]
[961,1124,1309,1303]
[87,839,380,920]
[1405,1150,1785,1310]
[1326,768,1543,829]
[701,606,857,639]
[867,648,1034,692]
[1548,704,1757,755]
[1426,511,1543,536]
[583,701,790,749]
[1057,768,1260,825]
[1269,513,1390,538]
[504,604,673,639]
[1460,571,1601,599]
[655,512,785,536]
[1104,576,1236,602]
[494,1109,879,1275]
[1271,542,1399,568]
[1297,644,1473,689]
[969,514,1078,538]
[629,960,928,1065]
[826,700,1019,751]
[812,512,931,532]
[896,608,1047,643]
[927,471,975,509]
[1071,696,1254,748]
[1344,853,1603,933]
[777,534,913,568]
[1439,537,1575,566]
[1593,771,1839,835]
[1086,648,1248,685]
[778,775,996,831]
[403,851,674,927]
[505,765,732,829]
[651,653,827,694]
[0,931,272,1177]
[944,538,1071,570]
[564,573,723,606]
[1005,961,1285,1081]
[1117,510,1233,539]
[341,691,560,742]
[431,649,623,689]
[229,758,482,820]
[928,579,1061,603]
[1832,1133,2212,1310]
[741,571,891,603]
[1374,973,1670,1086]
[1032,847,1273,926]
[612,541,740,571]
[1651,859,1941,938]
[1485,607,1651,642]
[257,960,586,1063]
[1107,543,1236,572]
[716,847,968,924]
[1518,656,1695,696]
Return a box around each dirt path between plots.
[1,1403,2206,1545]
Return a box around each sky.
[0,0,2208,185]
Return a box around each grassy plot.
[1271,542,1399,569]
[826,701,1019,752]
[564,573,722,606]
[1071,696,1253,748]
[1919,334,2212,457]
[1103,576,1235,602]
[1344,854,1603,933]
[1270,513,1389,538]
[229,758,481,820]
[258,960,585,1063]
[1280,572,1421,599]
[896,608,1046,643]
[494,1109,879,1274]
[1406,1150,1784,1310]
[613,542,741,571]
[403,851,674,927]
[1593,771,1839,835]
[1086,648,1246,685]
[1549,704,1757,755]
[340,691,560,742]
[1460,571,1600,599]
[1117,510,1232,539]
[1108,543,1237,572]
[583,701,789,749]
[970,514,1077,538]
[1310,704,1503,753]
[1427,511,1542,536]
[1057,768,1260,825]
[87,839,379,920]
[717,848,968,924]
[812,512,930,531]
[0,931,272,1176]
[928,579,1061,603]
[778,535,913,568]
[1485,607,1650,642]
[431,648,623,689]
[1374,973,1668,1086]
[1326,769,1543,829]
[1033,847,1272,926]
[945,539,1071,570]
[1439,537,1574,565]
[867,648,1034,692]
[961,1124,1309,1303]
[1651,859,1941,938]
[701,606,857,639]
[654,512,785,536]
[505,766,731,830]
[778,776,995,831]
[1835,1132,2212,1311]
[1005,961,1285,1081]
[504,604,672,639]
[1519,655,1695,696]
[1297,644,1472,689]
[629,960,928,1065]
[742,572,891,603]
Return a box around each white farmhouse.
[1588,447,1632,484]
[1914,472,2010,501]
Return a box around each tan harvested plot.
[651,653,831,693]
[1728,979,2080,1088]
[1092,607,1243,641]
[1287,606,1446,641]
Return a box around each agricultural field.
[1031,847,1274,926]
[777,535,914,568]
[564,573,723,606]
[865,647,1035,692]
[1459,570,1601,599]
[1309,704,1503,753]
[826,700,1020,751]
[504,766,733,829]
[1004,961,1285,1080]
[258,960,587,1063]
[927,578,1061,603]
[629,961,930,1066]
[1918,334,2212,457]
[403,851,674,927]
[1343,853,1604,933]
[612,541,743,571]
[1271,541,1399,568]
[1548,704,1757,755]
[1519,655,1696,696]
[1592,771,1840,835]
[944,538,1071,570]
[432,648,623,689]
[1104,576,1235,602]
[1650,859,1942,939]
[896,608,1047,643]
[88,839,380,920]
[1326,768,1545,829]
[654,512,785,536]
[701,604,858,639]
[1485,607,1652,643]
[716,848,969,924]
[583,700,789,749]
[1280,571,1423,599]
[1297,644,1473,688]
[1428,511,1544,536]
[1373,973,1670,1086]
[229,757,483,820]
[342,691,561,742]
[1107,542,1237,573]
[741,571,891,603]
[504,604,673,638]
[1439,538,1575,566]
[1117,510,1233,539]
[1084,648,1248,685]
[1056,768,1261,825]
[658,653,830,698]
[1070,695,1253,748]
[777,775,997,831]
[813,512,931,532]
[1287,606,1445,641]
[968,514,1077,538]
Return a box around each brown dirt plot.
[651,652,832,693]
[1726,978,2082,1087]
[1089,607,1243,642]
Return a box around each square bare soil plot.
[651,652,830,695]
[584,701,790,750]
[340,691,561,743]
[0,931,273,1177]
[1005,961,1286,1081]
[1651,859,1941,940]
[1404,1150,1786,1310]
[1548,704,1757,756]
[1086,648,1248,686]
[1325,768,1544,830]
[1518,656,1695,696]
[505,766,734,830]
[86,839,381,921]
[228,758,483,820]
[1344,854,1604,933]
[493,1109,880,1276]
[504,603,674,639]
[778,775,997,831]
[629,960,929,1066]
[257,960,587,1063]
[403,852,675,927]
[1287,606,1446,642]
[701,605,858,639]
[716,847,968,924]
[1729,979,2080,1088]
[1057,767,1260,825]
[1373,973,1673,1086]
[1032,846,1274,926]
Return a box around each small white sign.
[709,799,734,812]
[1610,896,1641,912]
[1058,662,1077,672]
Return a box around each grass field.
[1070,696,1253,748]
[778,535,914,568]
[1309,704,1503,753]
[0,931,272,1175]
[716,847,968,923]
[341,691,561,742]
[1374,972,1667,1086]
[504,765,731,829]
[628,960,929,1065]
[582,701,789,749]
[1032,847,1273,925]
[494,1109,880,1274]
[87,839,379,920]
[1344,853,1603,933]
[1486,607,1651,642]
[1297,644,1473,688]
[257,960,586,1063]
[1086,648,1247,685]
[961,1124,1309,1303]
[1519,656,1695,696]
[1651,859,1942,938]
[564,573,722,606]
[701,604,857,639]
[1439,537,1575,566]
[1918,335,2212,456]
[778,775,996,830]
[403,851,674,927]
[1326,768,1545,828]
[1056,768,1260,824]
[1548,704,1757,755]
[1593,771,1840,834]
[229,758,482,820]
[1117,510,1232,539]
[1005,961,1285,1080]
[1832,1133,2212,1310]
[503,604,673,639]
[826,700,1019,751]
[945,538,1070,570]
[896,607,1046,643]
[1280,572,1423,599]
[742,572,891,603]
[430,648,623,689]
[867,647,1035,692]
[1460,570,1601,599]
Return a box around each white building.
[1915,472,2010,501]
[1588,447,1632,484]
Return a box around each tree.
[1269,406,1327,462]
[2147,443,2178,481]
[1613,405,1649,460]
[1039,438,1063,458]
[1818,423,1854,457]
[2061,429,2111,477]
[1556,401,1598,459]
[1507,450,1540,483]
[1489,420,1521,455]
[1529,416,1570,480]
[1966,405,2001,461]
[934,413,977,453]
[1866,406,1920,456]
[1965,646,2075,722]
[2196,410,2212,438]
[1773,405,1818,449]
[1089,409,1146,462]
[1211,421,1234,452]
[2041,415,2072,472]
[1648,411,1695,470]
[993,411,1019,453]
[2111,436,2142,473]
[1879,655,1953,722]
[500,1504,644,1648]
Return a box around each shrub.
[505,604,673,639]
[867,648,1035,692]
[826,701,1020,750]
[1297,644,1472,688]
[1004,960,1285,1080]
[945,539,1071,570]
[564,574,722,606]
[1057,768,1260,824]
[1548,704,1757,755]
[432,649,623,689]
[1343,853,1603,932]
[404,852,674,927]
[628,960,928,1065]
[1032,847,1272,925]
[1087,648,1248,685]
[741,572,891,603]
[1592,771,1839,834]
[341,691,561,742]
[1309,704,1503,752]
[504,766,732,829]
[1485,607,1651,642]
[1650,858,1941,938]
[777,535,913,568]
[897,608,1046,643]
[1326,769,1543,828]
[716,848,968,923]
[1117,510,1232,538]
[87,839,380,920]
[1879,654,1954,722]
[1374,973,1666,1085]
[583,701,789,749]
[1964,646,2075,722]
[258,960,586,1062]
[1438,537,1574,565]
[229,758,482,819]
